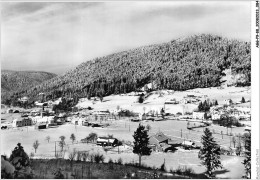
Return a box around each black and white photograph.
[1,1,259,179]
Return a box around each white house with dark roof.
[192,112,207,120]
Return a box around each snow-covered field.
[76,86,250,114]
[1,121,245,178]
[1,86,250,178]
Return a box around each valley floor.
[1,86,250,179]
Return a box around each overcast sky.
[1,1,251,75]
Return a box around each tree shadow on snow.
[213,169,230,175]
[102,99,110,102]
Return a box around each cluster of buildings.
[69,110,111,126]
[210,105,251,121]
[180,94,204,104]
[10,109,66,129]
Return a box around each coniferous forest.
[1,70,56,104]
[2,34,251,105]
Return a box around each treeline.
[3,34,251,105]
[198,100,218,112]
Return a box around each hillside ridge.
[2,34,251,105]
[1,70,57,103]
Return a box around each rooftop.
[150,132,169,143]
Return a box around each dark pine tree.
[138,93,145,103]
[70,133,76,144]
[198,101,203,111]
[241,97,246,103]
[242,132,251,179]
[9,143,30,170]
[199,128,223,177]
[133,124,152,166]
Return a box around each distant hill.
[1,70,56,103]
[3,34,250,104]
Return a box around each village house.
[224,99,233,105]
[109,109,120,115]
[180,94,201,104]
[71,117,80,125]
[19,96,29,103]
[210,106,226,118]
[33,116,52,124]
[96,137,119,146]
[6,109,13,114]
[164,99,179,105]
[55,113,66,125]
[89,114,108,122]
[30,110,41,117]
[72,117,88,126]
[46,116,56,127]
[91,111,110,121]
[34,101,47,108]
[139,113,147,120]
[181,140,196,149]
[211,113,221,120]
[35,121,48,129]
[53,98,62,105]
[12,117,32,128]
[192,112,207,120]
[149,132,171,152]
[93,110,110,116]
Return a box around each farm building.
[149,132,171,152]
[192,112,207,120]
[96,137,119,146]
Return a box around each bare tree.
[33,140,40,153]
[86,133,98,143]
[70,134,76,144]
[82,151,89,161]
[232,136,237,148]
[59,136,66,151]
[69,149,77,167]
[46,136,50,143]
[76,151,82,161]
[146,124,151,131]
